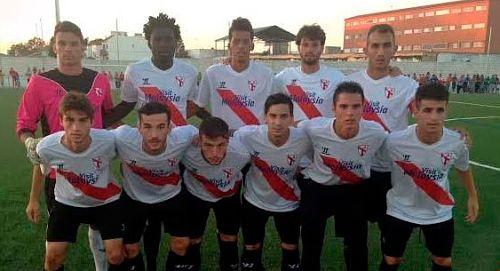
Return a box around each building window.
[353,21,359,26]
[463,6,474,12]
[345,35,351,40]
[379,17,386,22]
[403,45,412,51]
[397,45,402,51]
[413,28,422,34]
[451,8,461,14]
[405,14,414,19]
[357,48,364,53]
[461,24,473,30]
[425,11,435,16]
[474,23,485,29]
[387,16,396,22]
[473,41,485,48]
[423,28,433,33]
[434,26,445,32]
[476,5,487,11]
[436,9,450,16]
[346,22,352,27]
[433,43,447,49]
[395,30,402,36]
[418,12,424,17]
[449,25,456,31]
[404,29,413,35]
[449,43,459,49]
[423,44,432,50]
[372,18,378,23]
[461,42,471,48]
[413,45,421,51]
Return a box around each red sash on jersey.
[126,163,180,186]
[216,88,260,125]
[362,98,390,132]
[140,86,188,126]
[189,170,241,198]
[320,155,363,184]
[286,85,322,119]
[252,156,299,201]
[57,169,121,201]
[395,161,454,205]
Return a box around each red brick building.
[344,0,500,54]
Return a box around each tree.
[7,37,46,56]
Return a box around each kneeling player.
[26,92,124,271]
[114,102,198,270]
[235,93,311,271]
[379,83,479,271]
[182,117,250,270]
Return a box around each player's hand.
[26,200,41,224]
[388,66,402,77]
[24,137,42,165]
[465,195,479,223]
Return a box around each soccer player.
[234,93,311,271]
[299,82,387,271]
[182,117,250,270]
[114,102,198,271]
[26,92,124,271]
[196,17,274,132]
[379,83,479,271]
[345,24,419,227]
[273,24,345,122]
[18,21,114,271]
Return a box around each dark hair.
[59,92,94,119]
[367,24,395,45]
[143,13,181,43]
[199,117,229,139]
[138,102,171,123]
[53,21,84,43]
[228,17,254,41]
[264,93,293,115]
[333,81,365,104]
[415,83,449,105]
[295,24,326,46]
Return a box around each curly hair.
[143,13,182,43]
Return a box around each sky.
[0,0,452,53]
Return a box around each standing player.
[345,24,419,229]
[18,21,114,271]
[234,93,311,271]
[26,92,124,271]
[182,117,250,270]
[196,17,274,132]
[299,82,387,271]
[274,24,345,122]
[379,84,479,271]
[114,102,198,271]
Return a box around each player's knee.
[432,256,452,267]
[170,237,190,254]
[384,255,402,265]
[219,233,237,242]
[106,247,124,265]
[45,252,65,269]
[245,243,261,250]
[281,242,297,250]
[125,244,140,258]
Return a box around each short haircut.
[228,17,254,41]
[199,117,229,139]
[295,24,326,46]
[53,21,84,43]
[264,93,293,115]
[143,13,181,43]
[137,102,171,123]
[333,81,365,104]
[366,24,395,45]
[59,92,94,119]
[415,83,449,105]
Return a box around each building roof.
[346,0,483,20]
[215,25,296,42]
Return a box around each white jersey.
[37,129,120,208]
[385,125,469,225]
[346,70,418,171]
[114,125,198,204]
[274,65,345,121]
[120,58,198,126]
[234,125,311,212]
[301,118,387,186]
[182,138,250,202]
[196,61,274,130]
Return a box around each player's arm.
[455,168,479,223]
[104,101,136,128]
[17,79,44,164]
[26,165,44,224]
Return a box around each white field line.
[469,161,500,172]
[445,116,500,122]
[449,101,500,109]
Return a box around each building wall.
[104,35,150,61]
[344,0,497,54]
[487,0,500,53]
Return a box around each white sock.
[88,227,108,271]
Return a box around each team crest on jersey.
[320,79,330,91]
[357,145,369,157]
[248,80,257,91]
[175,75,184,87]
[95,87,103,97]
[167,158,177,166]
[91,157,103,169]
[287,154,296,166]
[57,163,64,170]
[403,154,411,162]
[290,79,298,85]
[142,78,150,85]
[222,168,233,179]
[385,87,395,99]
[321,147,329,155]
[219,81,226,88]
[440,152,454,166]
[251,151,260,158]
